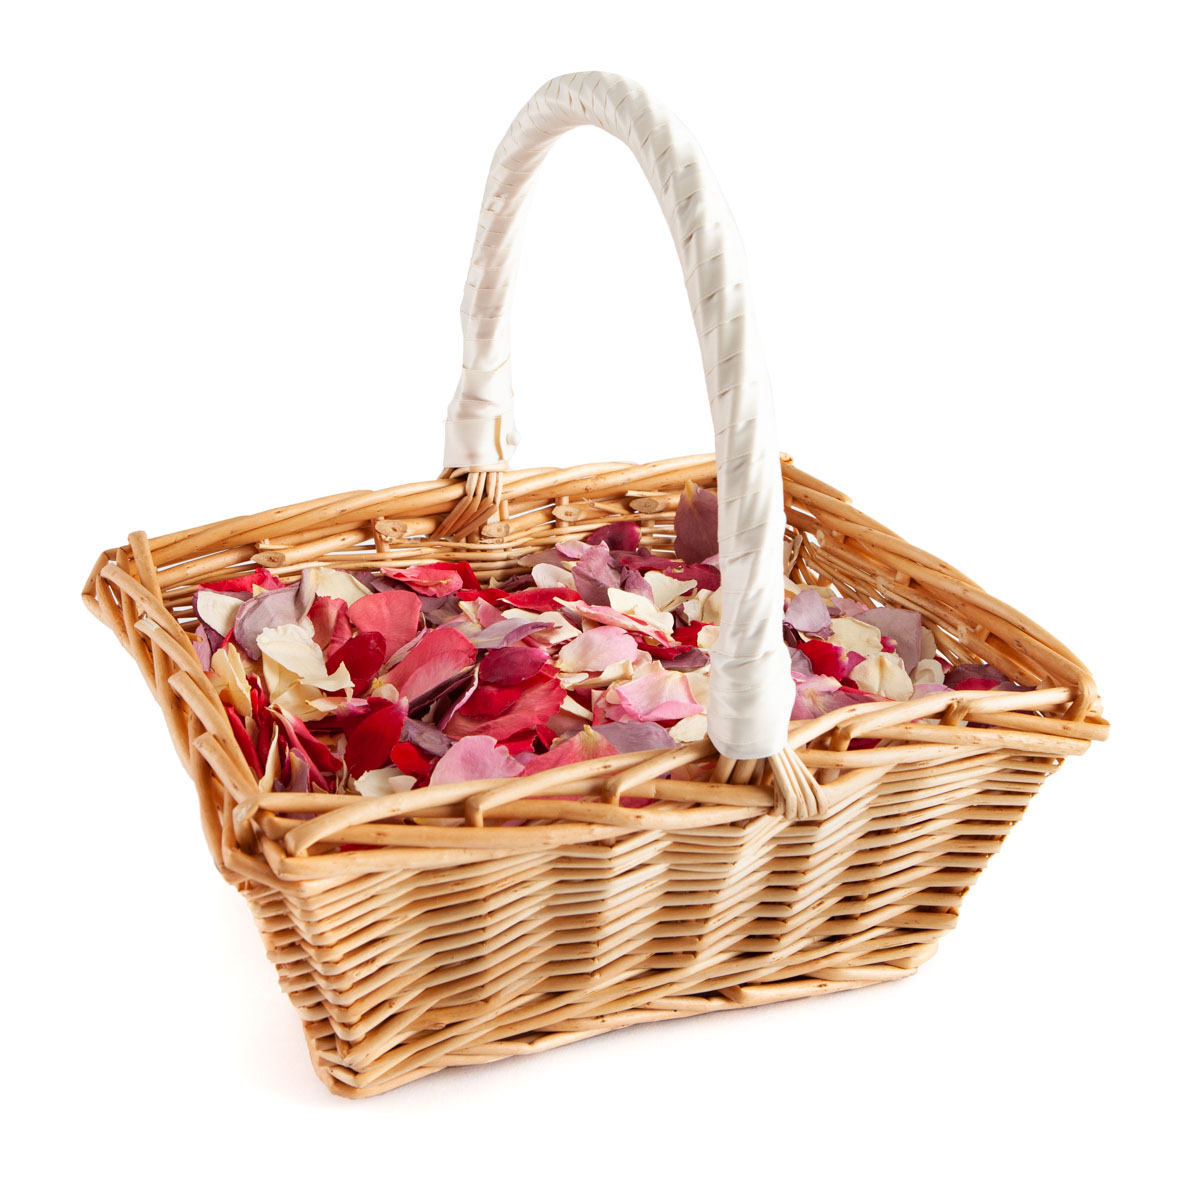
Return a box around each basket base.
[299,940,939,1098]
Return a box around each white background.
[3,3,1196,1196]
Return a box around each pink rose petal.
[382,627,477,702]
[595,720,677,753]
[610,671,703,722]
[556,626,638,673]
[380,563,464,597]
[784,589,833,636]
[522,726,618,774]
[349,589,422,660]
[428,735,523,786]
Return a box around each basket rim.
[84,453,1106,882]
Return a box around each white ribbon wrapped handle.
[445,71,793,760]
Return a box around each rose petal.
[913,658,946,686]
[500,587,582,613]
[443,675,566,742]
[609,666,703,722]
[571,544,622,606]
[618,567,655,601]
[305,566,372,606]
[856,607,923,673]
[596,720,678,752]
[798,639,853,681]
[668,713,708,743]
[205,567,286,593]
[389,740,434,783]
[521,726,618,774]
[945,663,1014,689]
[604,589,675,636]
[401,717,454,758]
[429,735,523,786]
[308,595,352,657]
[353,767,408,797]
[344,699,409,776]
[327,631,387,695]
[556,626,638,673]
[673,480,719,563]
[643,571,693,612]
[829,617,885,659]
[585,522,641,551]
[233,584,306,659]
[380,563,466,597]
[383,627,477,702]
[349,589,421,660]
[790,674,861,720]
[196,590,244,637]
[849,652,915,701]
[531,562,577,590]
[784,589,833,636]
[479,644,551,685]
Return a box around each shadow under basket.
[84,452,1106,1097]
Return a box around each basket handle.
[443,71,794,762]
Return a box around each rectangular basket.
[84,71,1106,1098]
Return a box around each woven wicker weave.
[84,72,1105,1098]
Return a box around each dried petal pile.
[189,487,1017,799]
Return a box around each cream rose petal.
[258,729,281,792]
[353,767,407,797]
[503,608,579,645]
[258,623,353,697]
[308,566,372,605]
[531,562,577,590]
[830,616,885,659]
[210,644,253,717]
[643,571,693,612]
[920,627,939,661]
[913,658,946,686]
[669,713,709,743]
[605,588,674,636]
[196,591,244,637]
[850,653,914,701]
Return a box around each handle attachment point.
[442,405,520,471]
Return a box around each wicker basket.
[84,71,1106,1098]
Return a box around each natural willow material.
[84,454,1106,1096]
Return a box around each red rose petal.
[498,587,582,613]
[389,739,433,783]
[225,704,263,776]
[344,700,409,777]
[444,675,566,741]
[327,631,387,695]
[802,639,852,681]
[206,567,286,593]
